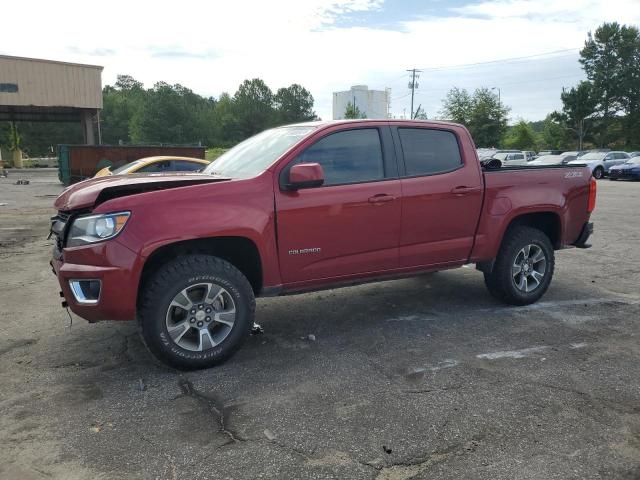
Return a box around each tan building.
[0,55,103,144]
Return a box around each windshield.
[203,126,317,178]
[580,152,607,161]
[111,159,145,174]
[493,153,509,160]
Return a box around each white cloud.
[1,0,639,122]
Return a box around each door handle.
[368,194,396,204]
[450,186,477,195]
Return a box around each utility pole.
[407,69,421,119]
[491,86,501,105]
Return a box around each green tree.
[130,82,207,144]
[439,87,473,125]
[274,84,316,124]
[503,120,539,150]
[440,87,508,146]
[344,101,365,119]
[468,88,510,147]
[540,115,571,150]
[101,74,146,144]
[580,22,640,147]
[233,78,275,138]
[555,81,597,149]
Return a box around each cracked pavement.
[1,169,640,479]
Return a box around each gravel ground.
[1,169,639,480]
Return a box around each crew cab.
[50,120,596,369]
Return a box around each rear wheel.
[484,226,554,305]
[593,166,605,179]
[138,254,255,369]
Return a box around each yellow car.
[94,156,210,177]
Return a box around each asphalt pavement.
[1,169,639,480]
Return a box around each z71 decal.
[564,171,583,178]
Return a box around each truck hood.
[55,172,230,211]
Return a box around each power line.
[417,48,580,72]
[411,72,585,97]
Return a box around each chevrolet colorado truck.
[50,120,596,369]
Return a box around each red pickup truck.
[50,120,596,369]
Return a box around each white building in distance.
[332,85,390,120]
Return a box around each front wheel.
[484,226,555,305]
[593,166,605,179]
[138,255,255,369]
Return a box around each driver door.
[275,126,401,285]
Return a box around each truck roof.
[286,118,464,129]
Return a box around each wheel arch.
[477,211,561,274]
[138,237,263,303]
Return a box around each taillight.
[587,177,597,213]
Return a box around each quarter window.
[295,129,384,186]
[398,128,462,176]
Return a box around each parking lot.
[1,169,639,480]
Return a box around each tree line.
[0,77,317,157]
[439,22,640,151]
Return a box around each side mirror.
[287,163,324,190]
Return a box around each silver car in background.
[568,151,630,179]
[528,154,577,166]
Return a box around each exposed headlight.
[67,211,130,247]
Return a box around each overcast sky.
[3,0,640,122]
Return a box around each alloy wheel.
[512,244,547,293]
[165,282,236,351]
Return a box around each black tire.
[138,254,255,370]
[483,226,555,306]
[593,166,605,179]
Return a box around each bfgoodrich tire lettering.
[138,254,255,369]
[483,226,555,306]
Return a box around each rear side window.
[398,128,462,176]
[138,161,170,173]
[296,128,384,186]
[173,160,204,171]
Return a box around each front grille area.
[50,211,71,251]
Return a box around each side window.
[173,160,205,171]
[604,153,613,160]
[514,154,524,160]
[398,128,462,176]
[295,129,384,186]
[137,161,172,173]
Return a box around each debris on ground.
[300,334,316,341]
[263,429,276,441]
[382,445,393,454]
[0,203,6,206]
[14,179,29,185]
[250,323,264,335]
[138,379,147,392]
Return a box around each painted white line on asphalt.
[476,346,549,360]
[474,296,640,314]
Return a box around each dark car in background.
[609,157,640,180]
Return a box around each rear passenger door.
[392,126,483,267]
[275,126,401,284]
